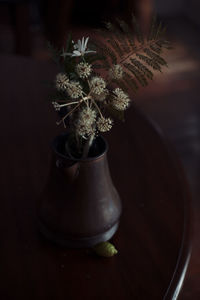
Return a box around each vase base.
[37,220,119,248]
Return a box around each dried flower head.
[90,77,106,95]
[67,81,83,99]
[75,107,96,138]
[52,101,60,111]
[93,89,109,102]
[76,62,92,79]
[109,64,124,80]
[112,88,130,111]
[97,117,113,132]
[80,107,96,124]
[55,73,69,92]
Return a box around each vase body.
[37,134,122,248]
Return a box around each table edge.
[134,106,193,300]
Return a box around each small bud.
[93,242,118,257]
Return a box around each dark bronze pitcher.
[37,134,122,248]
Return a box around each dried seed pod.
[93,242,118,257]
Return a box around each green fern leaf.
[116,19,136,50]
[156,40,173,49]
[92,15,171,89]
[132,14,144,44]
[116,19,130,34]
[150,43,162,54]
[159,25,167,37]
[91,40,117,65]
[105,21,130,54]
[107,38,124,57]
[123,72,139,92]
[136,53,162,72]
[124,63,148,86]
[130,58,153,79]
[148,14,157,40]
[116,79,129,91]
[104,46,118,64]
[155,21,163,39]
[144,48,167,66]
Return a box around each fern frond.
[150,43,162,54]
[156,40,173,49]
[91,40,117,65]
[131,14,144,44]
[107,38,124,57]
[136,54,162,72]
[92,14,171,93]
[123,72,139,92]
[155,22,163,39]
[105,21,130,54]
[159,26,167,38]
[124,63,148,86]
[116,19,130,34]
[148,15,165,40]
[148,15,157,41]
[130,58,153,79]
[115,79,129,91]
[116,19,136,50]
[144,48,167,66]
[104,45,118,65]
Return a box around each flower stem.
[56,102,81,126]
[82,134,95,159]
[58,101,79,107]
[91,99,103,118]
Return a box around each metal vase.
[37,134,122,248]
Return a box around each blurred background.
[0,0,200,299]
[0,0,200,57]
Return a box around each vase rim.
[51,133,108,163]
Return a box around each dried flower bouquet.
[49,16,171,159]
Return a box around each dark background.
[0,0,199,55]
[0,0,200,299]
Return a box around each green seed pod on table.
[93,242,118,257]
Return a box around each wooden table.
[0,54,191,300]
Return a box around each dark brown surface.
[0,54,191,299]
[135,18,200,300]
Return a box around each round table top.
[0,54,191,300]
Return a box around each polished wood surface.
[0,54,191,299]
